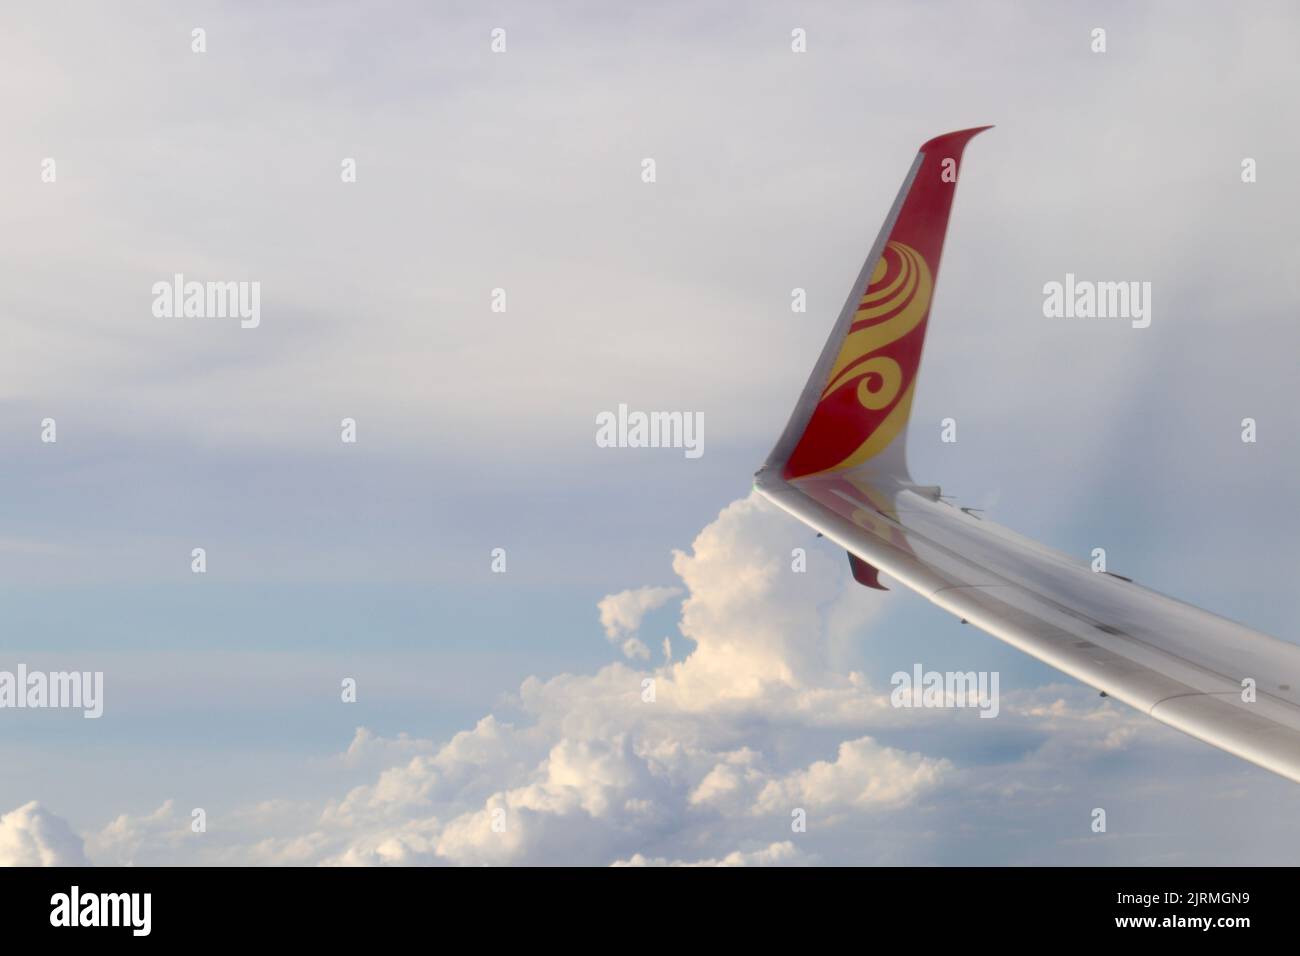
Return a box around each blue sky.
[1,0,1299,864]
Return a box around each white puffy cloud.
[753,737,951,814]
[597,585,682,660]
[57,492,1178,866]
[661,495,879,708]
[0,802,88,866]
[340,728,435,768]
[88,800,187,867]
[132,492,955,864]
[612,841,813,867]
[598,585,682,640]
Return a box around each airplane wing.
[755,127,1300,783]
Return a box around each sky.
[1,0,1299,865]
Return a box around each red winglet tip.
[918,126,993,154]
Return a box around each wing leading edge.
[755,128,1300,784]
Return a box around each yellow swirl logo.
[822,241,933,403]
[798,240,934,476]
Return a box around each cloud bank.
[5,492,1194,866]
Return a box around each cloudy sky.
[1,0,1299,865]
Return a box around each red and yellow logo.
[784,240,933,479]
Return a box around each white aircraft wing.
[755,127,1300,783]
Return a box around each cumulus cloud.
[612,841,813,867]
[597,585,682,660]
[111,492,955,864]
[339,728,436,768]
[753,737,950,814]
[20,492,1169,866]
[87,800,190,867]
[0,802,88,866]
